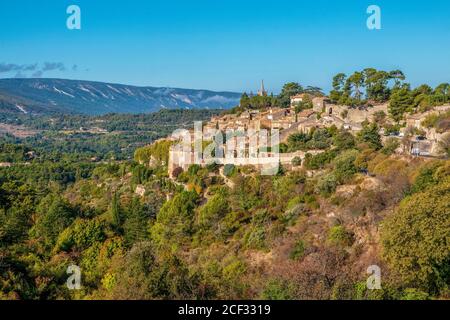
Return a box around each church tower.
[257,80,267,97]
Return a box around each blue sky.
[1,0,449,93]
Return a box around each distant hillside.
[0,78,241,115]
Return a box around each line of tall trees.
[329,68,449,121]
[329,68,406,106]
[388,82,449,121]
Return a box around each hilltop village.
[167,81,450,177]
[1,72,450,301]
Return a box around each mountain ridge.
[0,78,241,116]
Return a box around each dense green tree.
[123,198,155,246]
[55,218,106,252]
[364,69,391,102]
[278,82,304,108]
[0,252,37,299]
[332,149,358,183]
[150,191,199,248]
[388,85,413,122]
[106,242,200,299]
[306,128,332,150]
[316,173,338,195]
[413,84,433,96]
[304,150,337,170]
[32,195,76,247]
[0,202,32,245]
[412,84,434,111]
[327,225,354,247]
[434,83,449,104]
[409,161,444,194]
[198,188,230,228]
[110,193,123,229]
[389,69,406,88]
[304,86,324,96]
[330,73,347,103]
[358,123,382,150]
[239,92,251,109]
[333,129,356,150]
[287,132,311,151]
[261,280,293,300]
[131,164,151,185]
[381,179,450,294]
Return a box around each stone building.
[290,93,310,107]
[312,97,329,113]
[296,109,316,122]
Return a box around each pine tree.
[358,123,382,150]
[110,193,122,229]
[388,85,413,122]
[124,198,149,245]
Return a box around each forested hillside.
[0,109,221,160]
[1,125,448,300]
[1,72,449,300]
